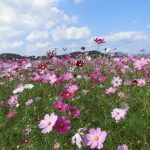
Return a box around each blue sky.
[0,0,150,56]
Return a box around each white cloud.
[52,26,91,41]
[104,31,150,42]
[0,41,24,50]
[26,31,49,41]
[0,26,23,41]
[0,0,84,55]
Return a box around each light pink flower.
[133,58,150,70]
[105,87,116,95]
[111,108,127,122]
[111,76,122,87]
[137,79,146,86]
[25,99,33,106]
[63,72,73,80]
[8,95,19,107]
[85,128,107,149]
[38,113,58,134]
[67,84,79,93]
[117,144,128,150]
[41,73,57,84]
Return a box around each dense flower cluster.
[0,48,150,149]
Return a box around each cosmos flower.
[21,138,29,144]
[24,84,34,89]
[42,73,57,84]
[54,100,68,112]
[111,108,127,122]
[137,79,146,86]
[67,84,79,93]
[85,128,107,149]
[25,99,33,106]
[105,87,116,96]
[72,128,86,149]
[63,72,73,80]
[6,110,16,119]
[94,38,105,44]
[13,84,24,94]
[111,76,122,87]
[85,56,91,61]
[60,91,75,99]
[38,113,58,134]
[133,58,150,70]
[131,80,138,86]
[68,107,80,118]
[76,60,84,67]
[8,95,19,107]
[54,116,71,133]
[117,144,128,150]
[53,142,61,149]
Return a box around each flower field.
[0,52,150,150]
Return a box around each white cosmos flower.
[85,56,91,61]
[72,128,86,149]
[24,84,34,89]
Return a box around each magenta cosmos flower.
[54,116,71,133]
[60,91,74,99]
[38,113,58,134]
[54,100,68,112]
[7,95,19,107]
[68,106,80,118]
[85,128,107,149]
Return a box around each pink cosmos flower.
[133,58,150,70]
[111,76,122,87]
[137,79,146,86]
[38,113,58,134]
[68,107,80,118]
[60,91,75,99]
[111,108,127,122]
[85,128,107,149]
[117,144,128,150]
[67,84,79,93]
[25,99,33,106]
[63,72,73,80]
[54,116,71,133]
[105,87,116,96]
[8,95,19,107]
[46,73,57,84]
[41,73,57,84]
[6,110,16,119]
[31,73,40,81]
[54,100,68,112]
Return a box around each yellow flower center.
[94,136,99,141]
[48,121,51,125]
[66,93,70,96]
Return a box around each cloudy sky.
[0,0,150,56]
